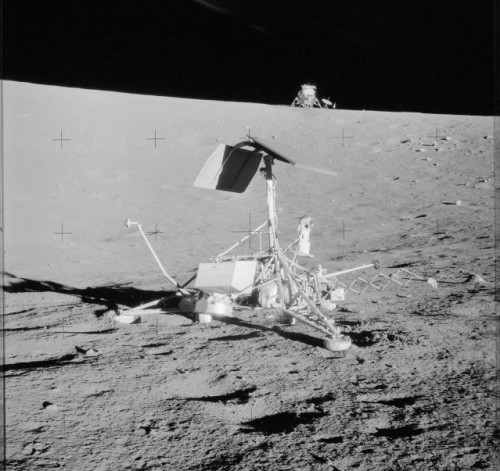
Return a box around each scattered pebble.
[85,348,100,357]
[33,442,49,452]
[473,274,488,286]
[22,443,35,456]
[341,355,360,365]
[76,346,99,356]
[42,401,58,412]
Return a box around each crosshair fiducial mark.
[434,219,447,241]
[333,128,354,147]
[231,212,254,252]
[146,130,165,148]
[333,221,353,241]
[147,224,164,243]
[231,212,268,253]
[52,130,71,149]
[427,127,447,142]
[53,224,72,242]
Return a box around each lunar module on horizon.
[291,84,334,109]
[120,135,437,352]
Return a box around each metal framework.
[120,136,437,351]
[291,84,333,109]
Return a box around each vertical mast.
[264,155,278,250]
[264,154,285,308]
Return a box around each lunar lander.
[291,84,333,109]
[120,136,437,351]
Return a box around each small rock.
[456,200,462,206]
[425,157,432,161]
[470,333,480,340]
[22,443,35,455]
[319,349,346,359]
[94,460,113,471]
[134,460,147,470]
[341,354,359,365]
[42,402,58,412]
[416,149,426,153]
[306,403,317,413]
[33,442,49,452]
[75,346,87,355]
[473,274,488,286]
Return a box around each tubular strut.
[125,219,190,296]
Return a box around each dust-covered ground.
[3,82,497,470]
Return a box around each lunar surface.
[3,81,496,470]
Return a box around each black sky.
[2,0,496,115]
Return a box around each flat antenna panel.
[249,136,296,165]
[249,137,337,176]
[194,144,262,193]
